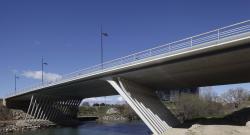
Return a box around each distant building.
[156,88,200,101]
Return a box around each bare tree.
[221,87,249,108]
[201,89,218,102]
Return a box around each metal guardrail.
[6,20,250,98]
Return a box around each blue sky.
[0,0,250,101]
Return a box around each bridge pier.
[24,95,82,125]
[107,77,180,135]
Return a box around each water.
[15,121,151,135]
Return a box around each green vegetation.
[165,88,250,122]
[78,88,250,123]
[165,94,225,122]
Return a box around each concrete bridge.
[4,20,250,135]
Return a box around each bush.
[0,106,12,121]
[170,94,225,121]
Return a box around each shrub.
[171,94,224,121]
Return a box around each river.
[11,121,151,135]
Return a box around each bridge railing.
[6,20,250,98]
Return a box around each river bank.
[164,122,250,135]
[0,120,55,134]
[0,105,56,134]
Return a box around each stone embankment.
[0,120,54,134]
[0,106,55,134]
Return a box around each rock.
[106,108,120,115]
[190,124,201,129]
[101,114,127,121]
[16,120,31,127]
[246,121,250,127]
[0,123,6,127]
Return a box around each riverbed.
[9,121,151,135]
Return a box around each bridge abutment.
[106,77,180,135]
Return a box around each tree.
[100,103,106,106]
[221,87,249,108]
[201,89,218,102]
[93,103,100,106]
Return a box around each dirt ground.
[163,107,250,135]
[165,124,250,135]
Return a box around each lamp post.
[14,74,19,94]
[100,25,108,69]
[100,26,108,106]
[41,57,48,84]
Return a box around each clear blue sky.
[0,0,250,98]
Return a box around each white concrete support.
[40,97,48,120]
[53,98,61,121]
[66,100,74,120]
[47,99,56,120]
[62,100,69,115]
[106,77,180,135]
[36,97,44,121]
[24,95,81,125]
[42,97,50,120]
[25,95,34,121]
[28,97,37,122]
[60,99,67,119]
[49,99,57,121]
[46,99,54,120]
[31,98,38,122]
[34,97,41,121]
[2,99,6,106]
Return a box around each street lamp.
[100,25,109,106]
[14,74,19,94]
[100,25,108,69]
[41,57,48,84]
